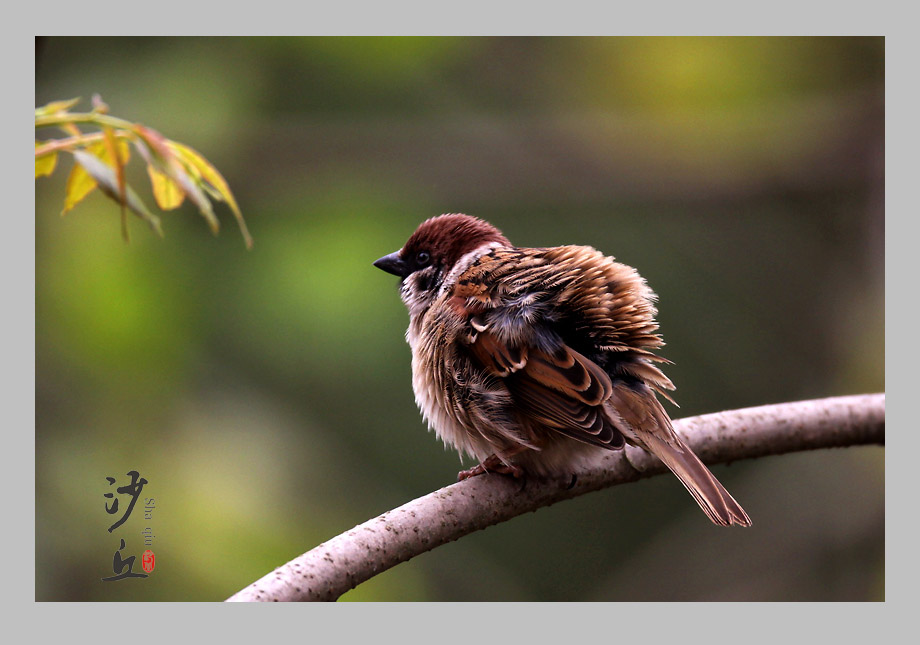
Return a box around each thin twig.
[227,393,884,602]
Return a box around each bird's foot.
[458,454,524,481]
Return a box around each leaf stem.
[35,131,135,158]
[35,112,138,131]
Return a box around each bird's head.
[374,213,510,316]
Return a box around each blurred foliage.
[35,36,884,602]
[35,95,251,247]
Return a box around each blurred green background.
[35,37,884,601]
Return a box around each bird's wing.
[449,246,750,526]
[468,323,625,450]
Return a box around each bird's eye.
[416,251,431,266]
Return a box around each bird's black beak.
[373,251,410,278]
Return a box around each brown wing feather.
[513,376,623,449]
[469,327,528,376]
[469,329,624,450]
[523,348,613,406]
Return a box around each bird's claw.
[457,455,524,481]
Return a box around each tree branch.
[226,393,884,602]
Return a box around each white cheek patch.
[401,267,440,320]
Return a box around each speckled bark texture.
[226,393,884,602]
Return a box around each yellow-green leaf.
[72,150,163,237]
[62,140,132,215]
[132,125,172,164]
[133,127,221,235]
[35,142,57,178]
[35,97,81,118]
[102,126,128,234]
[62,157,99,215]
[103,127,127,195]
[147,165,185,210]
[168,141,252,248]
[168,160,219,233]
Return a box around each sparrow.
[374,213,751,527]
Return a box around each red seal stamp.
[141,549,155,573]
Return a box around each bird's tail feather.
[642,431,752,527]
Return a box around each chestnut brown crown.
[373,214,510,280]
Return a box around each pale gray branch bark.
[227,393,884,602]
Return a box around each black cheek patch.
[414,267,440,293]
